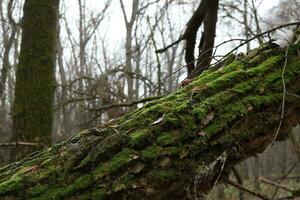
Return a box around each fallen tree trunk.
[0,40,300,199]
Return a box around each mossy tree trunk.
[1,40,300,199]
[11,0,59,161]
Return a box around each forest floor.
[207,175,300,199]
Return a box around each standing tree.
[11,0,60,161]
[157,0,220,79]
[120,0,140,102]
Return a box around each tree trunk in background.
[0,0,18,99]
[217,185,226,200]
[194,0,219,75]
[10,0,59,161]
[120,0,140,102]
[0,39,300,199]
[243,0,250,52]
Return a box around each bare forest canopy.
[0,0,300,199]
[0,28,300,199]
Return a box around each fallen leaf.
[159,157,171,167]
[198,130,206,136]
[179,149,189,159]
[203,112,215,125]
[247,104,253,111]
[113,183,126,192]
[152,114,165,125]
[180,78,193,87]
[108,124,119,128]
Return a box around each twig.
[139,38,247,99]
[286,91,300,99]
[272,161,299,198]
[265,44,290,152]
[233,167,245,200]
[225,179,271,200]
[90,95,164,112]
[0,142,46,148]
[155,37,183,53]
[214,151,227,187]
[218,22,300,65]
[259,177,294,193]
[141,22,300,100]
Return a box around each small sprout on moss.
[259,87,265,95]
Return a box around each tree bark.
[1,40,300,199]
[191,0,219,78]
[120,0,140,101]
[11,0,59,161]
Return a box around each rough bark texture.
[11,0,59,160]
[193,0,219,77]
[1,39,300,199]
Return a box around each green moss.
[27,184,49,197]
[185,61,244,91]
[162,146,181,156]
[244,93,281,107]
[232,79,258,93]
[0,175,23,195]
[198,101,247,138]
[211,132,235,146]
[157,132,178,146]
[222,102,248,117]
[35,174,94,199]
[73,174,93,190]
[161,113,182,128]
[59,175,93,197]
[130,162,146,174]
[129,129,149,148]
[246,55,283,76]
[141,145,163,161]
[78,154,92,168]
[246,48,279,66]
[112,182,127,192]
[192,91,234,120]
[171,99,191,112]
[90,189,107,200]
[207,70,246,91]
[112,175,134,192]
[203,121,226,136]
[92,164,107,178]
[109,149,135,174]
[150,169,179,184]
[30,166,57,182]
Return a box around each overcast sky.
[61,0,281,58]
